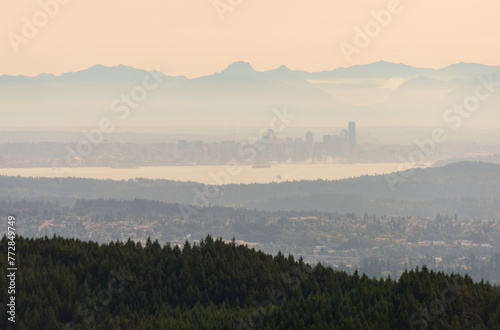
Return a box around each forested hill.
[1,235,499,329]
[1,162,499,202]
[1,162,500,217]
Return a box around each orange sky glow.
[1,0,499,77]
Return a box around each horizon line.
[2,60,498,79]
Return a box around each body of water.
[0,163,426,184]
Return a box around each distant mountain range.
[1,61,500,130]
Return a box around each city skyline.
[2,0,500,328]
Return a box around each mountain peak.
[58,64,151,80]
[84,64,140,73]
[441,62,489,70]
[221,61,255,75]
[366,61,415,69]
[88,64,106,70]
[276,64,291,71]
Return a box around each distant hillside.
[432,155,500,167]
[1,162,500,217]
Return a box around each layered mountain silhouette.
[1,61,499,129]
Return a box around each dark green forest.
[1,235,499,329]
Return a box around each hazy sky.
[1,0,499,77]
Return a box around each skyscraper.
[305,131,313,158]
[305,131,313,149]
[339,129,348,143]
[323,135,333,158]
[293,137,306,161]
[348,122,356,151]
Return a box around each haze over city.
[1,1,500,329]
